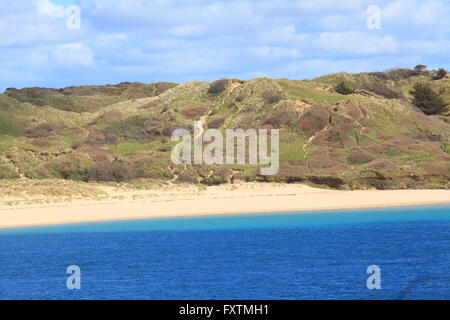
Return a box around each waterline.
[1,204,449,235]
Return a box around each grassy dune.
[0,70,449,190]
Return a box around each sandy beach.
[0,182,449,229]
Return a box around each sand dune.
[0,182,449,229]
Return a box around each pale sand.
[0,182,449,229]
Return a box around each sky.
[0,0,449,91]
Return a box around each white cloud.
[0,65,42,87]
[296,0,366,13]
[96,33,127,46]
[411,1,445,26]
[401,40,450,56]
[169,25,205,37]
[1,0,450,91]
[0,0,85,47]
[36,0,67,19]
[252,46,301,60]
[318,14,355,30]
[258,26,309,45]
[383,0,449,28]
[52,43,95,67]
[318,31,399,55]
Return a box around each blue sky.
[0,0,449,91]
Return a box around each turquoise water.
[0,204,449,299]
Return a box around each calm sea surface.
[0,204,449,300]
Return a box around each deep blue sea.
[0,204,449,300]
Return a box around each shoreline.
[1,200,449,231]
[0,182,449,230]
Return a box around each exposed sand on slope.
[0,182,449,229]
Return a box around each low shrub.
[333,81,355,95]
[434,68,448,80]
[370,68,416,82]
[264,108,296,128]
[411,83,447,115]
[104,117,174,141]
[235,91,247,102]
[298,106,330,136]
[0,165,19,179]
[177,171,199,184]
[261,91,282,105]
[46,153,93,181]
[202,169,229,185]
[208,79,229,95]
[414,64,427,74]
[25,122,65,138]
[89,160,135,182]
[359,80,403,99]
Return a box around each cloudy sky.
[0,0,449,91]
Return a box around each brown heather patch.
[261,91,282,105]
[70,126,84,135]
[32,138,51,148]
[330,113,355,133]
[260,124,274,130]
[375,132,392,140]
[264,108,297,128]
[0,100,12,110]
[343,100,364,120]
[298,105,330,136]
[155,82,177,95]
[98,109,123,120]
[86,130,106,144]
[180,106,209,118]
[347,148,376,164]
[78,147,113,162]
[407,141,444,155]
[25,122,66,138]
[89,160,135,182]
[308,149,344,171]
[207,118,225,129]
[362,158,398,170]
[34,167,50,178]
[420,162,450,175]
[15,118,33,129]
[138,100,161,110]
[367,143,398,154]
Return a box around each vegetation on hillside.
[333,81,356,95]
[0,67,449,190]
[411,83,447,115]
